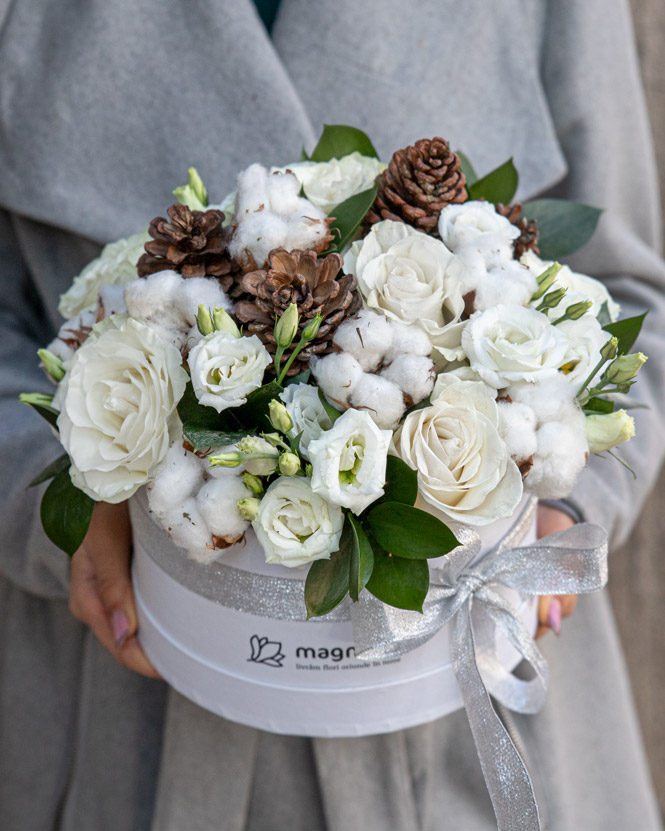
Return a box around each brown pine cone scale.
[496,203,540,260]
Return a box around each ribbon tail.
[451,603,541,831]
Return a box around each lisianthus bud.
[268,399,293,433]
[37,348,66,382]
[586,409,635,454]
[237,497,261,521]
[212,307,240,337]
[301,313,323,342]
[531,262,562,300]
[209,450,243,468]
[603,352,647,385]
[242,472,265,495]
[274,303,299,348]
[537,287,567,311]
[237,436,279,475]
[261,432,288,449]
[600,336,619,362]
[278,452,301,476]
[196,305,214,336]
[173,166,208,211]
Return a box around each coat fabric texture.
[0,0,664,829]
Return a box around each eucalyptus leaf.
[182,424,251,451]
[324,184,379,255]
[468,158,518,205]
[376,456,418,507]
[29,453,70,488]
[366,548,429,612]
[304,523,352,617]
[310,125,379,163]
[348,514,374,602]
[19,393,59,429]
[603,312,647,355]
[521,198,603,260]
[366,502,459,559]
[456,150,478,187]
[40,469,95,556]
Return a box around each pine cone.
[496,203,540,260]
[137,203,236,279]
[233,248,361,375]
[367,138,467,233]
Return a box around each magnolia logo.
[248,635,285,667]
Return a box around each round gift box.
[131,490,538,737]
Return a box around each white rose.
[189,331,270,412]
[462,304,569,388]
[253,477,344,568]
[395,375,523,525]
[438,201,519,254]
[521,251,621,322]
[557,317,612,393]
[349,220,465,364]
[279,383,333,459]
[585,409,635,455]
[308,409,391,515]
[53,315,187,502]
[280,153,386,214]
[58,230,150,319]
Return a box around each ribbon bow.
[350,498,608,831]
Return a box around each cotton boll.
[264,171,303,215]
[525,410,588,498]
[148,441,205,516]
[98,284,128,317]
[455,233,515,271]
[166,497,219,563]
[282,213,330,255]
[234,163,270,216]
[333,311,393,371]
[381,354,435,404]
[348,374,405,429]
[177,276,232,319]
[507,375,577,424]
[310,352,365,406]
[497,400,538,463]
[48,306,99,360]
[384,320,432,363]
[196,477,251,540]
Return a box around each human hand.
[69,500,161,678]
[535,504,578,639]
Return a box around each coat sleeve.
[538,0,665,547]
[0,210,73,597]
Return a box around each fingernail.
[547,598,562,636]
[112,610,130,648]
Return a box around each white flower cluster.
[311,310,435,430]
[228,165,330,270]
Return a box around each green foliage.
[603,312,647,355]
[583,397,615,415]
[309,125,379,163]
[29,453,70,487]
[325,185,379,255]
[456,150,478,187]
[366,547,429,612]
[40,469,94,556]
[468,158,518,204]
[182,425,252,452]
[19,393,59,429]
[304,523,352,617]
[348,514,374,602]
[376,456,418,507]
[366,502,459,559]
[521,198,602,260]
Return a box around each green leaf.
[300,146,310,162]
[597,301,612,328]
[456,150,478,187]
[305,523,352,617]
[19,393,59,429]
[521,198,603,260]
[348,514,374,602]
[318,387,342,424]
[366,502,459,559]
[583,397,614,415]
[40,469,95,556]
[324,184,379,255]
[366,547,429,612]
[310,124,379,163]
[182,424,251,451]
[284,368,311,387]
[29,453,70,487]
[377,456,418,507]
[603,312,647,355]
[233,380,284,429]
[177,383,225,429]
[468,158,518,205]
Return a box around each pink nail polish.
[547,598,562,636]
[112,610,130,647]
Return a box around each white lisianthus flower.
[438,201,519,254]
[280,153,385,214]
[556,317,612,393]
[586,409,635,455]
[53,315,187,503]
[462,304,569,389]
[58,230,150,319]
[253,477,344,568]
[278,383,333,459]
[395,375,523,525]
[348,220,465,364]
[308,409,391,515]
[189,331,270,413]
[521,251,621,322]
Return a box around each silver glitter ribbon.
[349,499,609,831]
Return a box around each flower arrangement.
[23,125,646,619]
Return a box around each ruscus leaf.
[366,548,429,612]
[468,158,518,204]
[324,184,379,255]
[40,469,95,556]
[603,312,647,355]
[310,125,379,162]
[29,453,70,487]
[304,523,352,617]
[348,514,374,602]
[456,150,478,187]
[366,502,459,559]
[376,456,418,507]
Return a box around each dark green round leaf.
[366,502,459,559]
[366,549,429,612]
[40,469,95,556]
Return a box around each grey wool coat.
[1,0,664,829]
